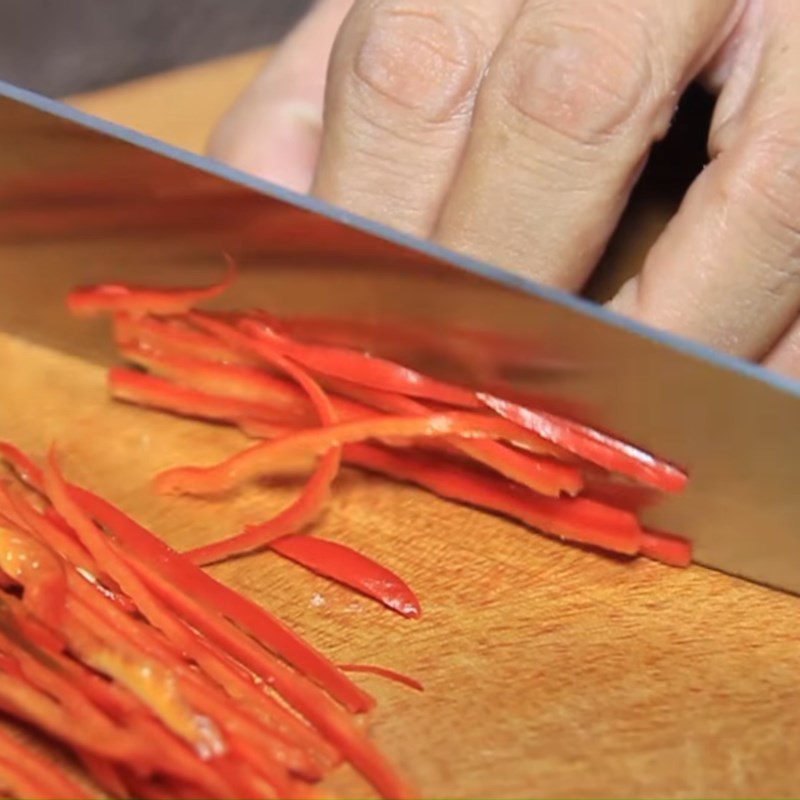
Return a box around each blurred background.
[0,0,313,95]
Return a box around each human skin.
[210,0,800,379]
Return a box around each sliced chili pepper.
[238,317,482,408]
[114,312,256,365]
[478,393,688,493]
[345,444,642,555]
[339,664,424,692]
[67,255,237,318]
[154,411,555,497]
[71,486,373,714]
[0,727,93,799]
[127,554,416,799]
[109,366,293,426]
[187,448,342,565]
[119,343,377,423]
[640,529,693,567]
[0,527,66,625]
[268,535,421,619]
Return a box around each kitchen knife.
[0,80,797,592]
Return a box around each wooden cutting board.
[0,51,796,799]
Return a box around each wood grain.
[0,51,792,799]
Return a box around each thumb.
[208,0,353,193]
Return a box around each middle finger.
[312,0,522,235]
[434,0,742,289]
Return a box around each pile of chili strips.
[0,444,412,799]
[67,259,691,579]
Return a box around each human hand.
[210,0,800,379]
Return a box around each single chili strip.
[339,664,424,692]
[344,444,642,555]
[187,449,342,565]
[478,393,687,493]
[109,367,292,426]
[640,529,693,567]
[268,535,421,619]
[67,255,237,318]
[154,411,555,497]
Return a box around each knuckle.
[730,123,800,246]
[348,1,488,122]
[496,9,654,147]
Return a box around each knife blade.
[0,80,797,592]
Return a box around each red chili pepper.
[478,393,688,493]
[0,526,66,625]
[187,449,342,566]
[238,317,482,408]
[119,343,378,423]
[0,727,92,799]
[344,444,643,555]
[154,411,556,497]
[268,535,421,619]
[640,529,692,567]
[109,366,295,426]
[339,664,424,692]
[127,555,416,799]
[71,486,373,714]
[66,255,237,318]
[114,312,256,365]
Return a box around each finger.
[610,0,800,360]
[208,0,353,192]
[433,0,742,289]
[312,0,522,235]
[764,319,800,380]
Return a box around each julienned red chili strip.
[0,728,92,799]
[186,449,342,566]
[109,366,296,426]
[65,486,375,716]
[339,664,424,692]
[343,443,643,556]
[478,393,688,493]
[0,438,372,715]
[66,255,237,318]
[153,411,557,497]
[119,343,379,423]
[0,444,413,798]
[239,317,481,408]
[640,529,692,567]
[268,535,421,619]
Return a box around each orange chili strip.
[268,535,421,619]
[67,255,237,318]
[344,444,643,555]
[339,664,424,692]
[154,412,555,497]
